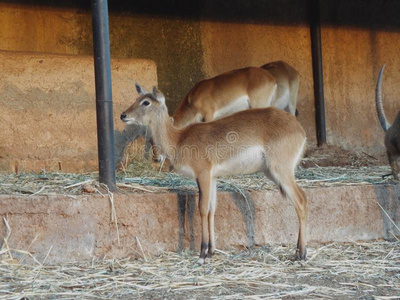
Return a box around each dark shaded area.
[321,0,400,30]
[3,0,400,29]
[374,183,400,239]
[231,192,256,247]
[176,192,196,252]
[175,190,256,252]
[108,14,205,111]
[114,124,149,167]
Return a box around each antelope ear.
[153,86,165,105]
[135,83,149,96]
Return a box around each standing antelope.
[376,65,400,180]
[172,60,300,128]
[121,84,308,264]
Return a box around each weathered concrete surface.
[322,27,400,154]
[0,184,398,263]
[0,50,157,172]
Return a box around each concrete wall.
[0,184,398,263]
[1,1,400,171]
[0,51,157,172]
[0,3,205,114]
[322,27,400,152]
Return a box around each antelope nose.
[120,113,127,120]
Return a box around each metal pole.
[310,0,327,146]
[91,0,116,191]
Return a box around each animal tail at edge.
[376,64,391,132]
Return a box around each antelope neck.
[148,107,180,160]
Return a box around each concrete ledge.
[0,184,399,263]
[0,50,157,172]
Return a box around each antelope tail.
[376,65,391,132]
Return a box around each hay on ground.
[0,162,394,196]
[0,241,399,299]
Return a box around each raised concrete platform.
[0,184,399,263]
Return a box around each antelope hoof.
[207,245,215,258]
[152,156,162,163]
[199,242,208,263]
[296,248,307,261]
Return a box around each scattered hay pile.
[0,163,394,196]
[0,241,399,299]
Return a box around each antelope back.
[173,67,277,128]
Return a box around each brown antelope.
[376,65,400,180]
[121,84,308,264]
[261,61,300,116]
[172,60,300,129]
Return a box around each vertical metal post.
[310,0,327,146]
[92,0,116,191]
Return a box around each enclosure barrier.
[310,0,327,146]
[92,0,116,191]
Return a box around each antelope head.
[120,83,167,126]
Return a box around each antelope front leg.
[196,173,212,265]
[207,178,217,258]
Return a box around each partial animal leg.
[284,94,297,115]
[265,168,308,260]
[287,70,300,116]
[388,153,400,181]
[293,186,308,258]
[282,179,307,259]
[207,178,217,258]
[196,172,212,265]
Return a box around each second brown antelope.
[376,65,400,180]
[121,84,308,264]
[172,60,300,128]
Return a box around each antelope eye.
[142,100,150,106]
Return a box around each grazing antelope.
[261,61,300,116]
[172,61,300,129]
[376,65,400,180]
[121,84,308,264]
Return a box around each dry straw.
[0,241,399,299]
[0,164,394,196]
